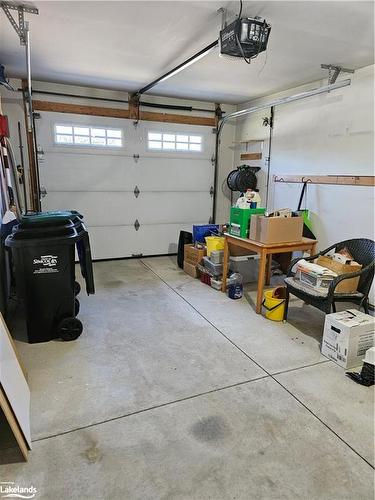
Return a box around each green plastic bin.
[229,207,266,238]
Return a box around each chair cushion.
[284,277,364,299]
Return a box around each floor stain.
[105,280,124,288]
[190,416,230,443]
[81,443,102,464]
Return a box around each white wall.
[234,64,374,302]
[234,65,374,249]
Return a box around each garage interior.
[0,1,374,499]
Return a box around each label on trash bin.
[33,254,59,274]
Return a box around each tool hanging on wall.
[0,138,24,217]
[17,121,28,212]
[295,181,315,239]
[227,165,260,192]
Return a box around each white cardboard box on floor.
[321,309,375,369]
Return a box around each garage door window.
[54,125,123,147]
[147,132,202,152]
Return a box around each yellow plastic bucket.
[205,236,225,256]
[262,287,286,321]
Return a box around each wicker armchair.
[283,238,375,319]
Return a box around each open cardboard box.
[317,255,362,293]
[250,215,303,244]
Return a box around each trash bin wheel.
[74,298,80,316]
[74,281,81,295]
[58,317,83,341]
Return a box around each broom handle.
[297,182,307,211]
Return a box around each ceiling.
[0,1,373,104]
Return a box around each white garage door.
[36,112,215,259]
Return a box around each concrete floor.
[1,256,374,499]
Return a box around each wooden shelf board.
[273,175,375,187]
[240,152,263,161]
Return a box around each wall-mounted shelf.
[273,175,375,187]
[230,139,264,153]
[240,152,263,161]
[232,139,265,144]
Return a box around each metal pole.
[218,79,351,135]
[24,22,41,210]
[25,22,32,132]
[212,78,352,222]
[137,40,218,96]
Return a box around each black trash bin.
[5,211,95,343]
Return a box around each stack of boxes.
[200,250,224,289]
[183,243,225,290]
[183,245,206,278]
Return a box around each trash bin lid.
[5,222,80,246]
[21,210,83,228]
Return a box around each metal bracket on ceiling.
[0,2,39,45]
[321,64,354,85]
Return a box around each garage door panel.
[43,191,211,227]
[88,226,140,259]
[135,193,211,224]
[43,192,137,226]
[40,153,138,192]
[41,154,213,193]
[136,157,213,191]
[88,223,197,259]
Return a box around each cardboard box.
[249,214,262,241]
[184,244,206,266]
[250,216,303,244]
[183,261,198,278]
[317,255,362,293]
[321,309,375,369]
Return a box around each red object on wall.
[0,115,10,138]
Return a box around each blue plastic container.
[192,224,219,244]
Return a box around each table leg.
[256,250,267,313]
[266,253,272,285]
[221,239,229,293]
[310,242,317,258]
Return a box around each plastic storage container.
[193,224,219,244]
[229,255,260,283]
[229,207,266,238]
[203,256,223,277]
[5,211,95,343]
[205,236,225,257]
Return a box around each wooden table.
[221,234,317,313]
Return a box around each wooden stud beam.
[33,100,130,119]
[273,175,375,187]
[33,100,215,127]
[240,152,262,161]
[21,80,39,211]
